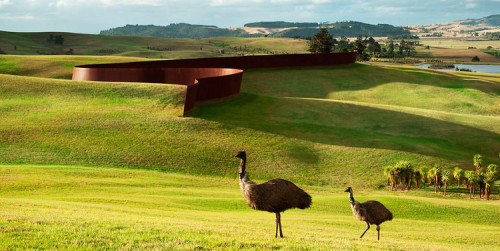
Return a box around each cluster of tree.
[100,21,410,39]
[308,29,416,61]
[388,34,419,40]
[274,21,410,39]
[244,21,318,28]
[146,46,172,51]
[383,154,498,200]
[48,34,64,45]
[484,32,500,40]
[100,23,259,39]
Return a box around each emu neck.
[239,157,246,180]
[348,191,356,206]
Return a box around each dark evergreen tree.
[308,28,334,53]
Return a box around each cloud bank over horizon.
[0,0,499,34]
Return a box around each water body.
[416,64,500,74]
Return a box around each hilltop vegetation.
[100,23,256,38]
[98,21,410,39]
[244,21,318,28]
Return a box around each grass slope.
[0,31,308,59]
[0,165,498,250]
[0,59,499,188]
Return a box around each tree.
[413,168,423,189]
[453,167,464,188]
[464,170,476,199]
[396,161,413,190]
[387,40,394,58]
[419,165,430,187]
[473,154,483,171]
[383,166,393,186]
[336,36,351,52]
[308,28,334,53]
[428,166,441,193]
[353,36,370,61]
[484,164,497,200]
[472,56,480,62]
[441,170,450,196]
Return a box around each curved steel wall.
[72,52,356,116]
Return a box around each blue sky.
[0,0,499,34]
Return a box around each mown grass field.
[1,165,498,250]
[0,54,499,249]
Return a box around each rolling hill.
[99,21,410,39]
[0,31,308,58]
[0,55,498,188]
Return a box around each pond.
[415,64,500,74]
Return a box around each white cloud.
[0,0,10,8]
[99,0,163,6]
[0,13,36,20]
[465,0,478,8]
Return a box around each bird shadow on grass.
[190,92,500,166]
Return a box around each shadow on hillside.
[191,92,500,165]
[243,63,499,98]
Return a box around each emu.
[344,187,393,240]
[234,151,312,238]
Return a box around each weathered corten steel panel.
[72,52,356,116]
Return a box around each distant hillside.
[244,21,318,28]
[100,23,257,38]
[460,14,500,26]
[100,21,410,39]
[272,22,410,38]
[408,14,500,38]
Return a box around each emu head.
[344,187,353,193]
[234,151,246,179]
[234,151,246,159]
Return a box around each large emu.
[344,187,393,240]
[234,151,312,238]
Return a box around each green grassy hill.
[0,55,498,188]
[0,31,308,59]
[0,54,499,250]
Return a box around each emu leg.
[275,213,279,238]
[360,222,370,239]
[376,225,380,240]
[277,212,283,238]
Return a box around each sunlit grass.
[0,165,498,250]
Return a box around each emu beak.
[344,188,350,192]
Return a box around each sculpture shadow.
[191,92,500,165]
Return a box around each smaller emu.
[344,187,393,240]
[234,151,312,238]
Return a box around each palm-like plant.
[428,167,441,193]
[383,166,393,186]
[419,165,430,187]
[396,161,413,190]
[487,164,498,176]
[464,170,476,199]
[413,168,422,189]
[473,154,483,171]
[453,167,464,189]
[483,172,496,200]
[441,170,451,196]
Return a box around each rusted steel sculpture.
[72,52,356,116]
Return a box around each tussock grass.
[0,165,498,250]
